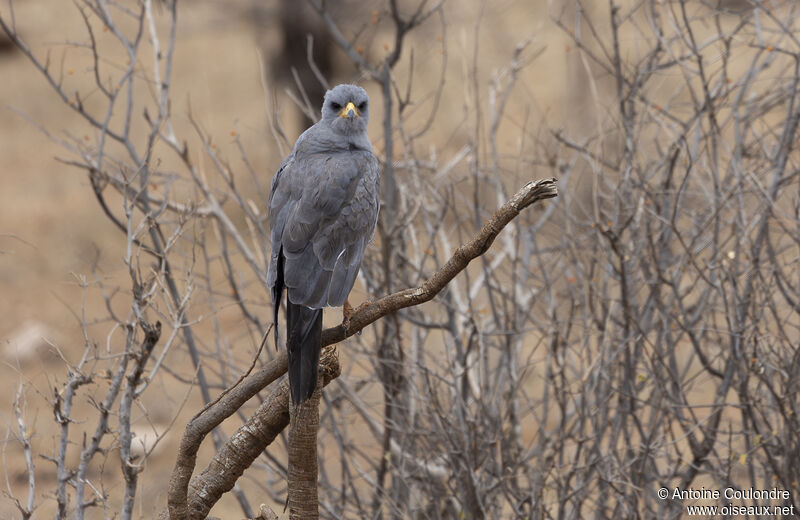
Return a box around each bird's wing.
[268,148,379,309]
[266,156,291,292]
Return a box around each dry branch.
[167,355,289,520]
[325,178,558,344]
[162,351,340,520]
[165,178,557,519]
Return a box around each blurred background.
[1,0,798,519]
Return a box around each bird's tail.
[286,300,323,404]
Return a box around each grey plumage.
[267,84,380,404]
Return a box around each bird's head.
[321,84,370,136]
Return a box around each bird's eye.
[330,102,342,110]
[358,102,367,111]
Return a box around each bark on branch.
[165,178,557,520]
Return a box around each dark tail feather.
[272,250,285,350]
[286,300,323,404]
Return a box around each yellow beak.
[338,101,359,119]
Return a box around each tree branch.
[165,178,557,519]
[326,178,558,345]
[163,350,340,520]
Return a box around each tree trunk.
[287,371,322,519]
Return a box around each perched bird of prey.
[267,84,380,404]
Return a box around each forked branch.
[165,178,557,520]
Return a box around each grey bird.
[267,84,380,404]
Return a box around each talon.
[342,299,354,330]
[342,299,371,331]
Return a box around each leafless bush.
[2,0,799,519]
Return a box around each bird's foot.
[342,299,354,329]
[341,299,372,332]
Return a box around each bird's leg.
[341,298,372,331]
[342,299,354,330]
